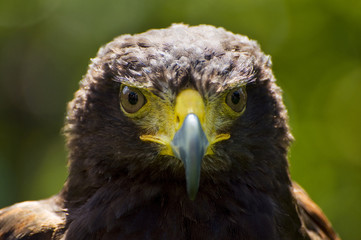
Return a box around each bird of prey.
[0,24,340,240]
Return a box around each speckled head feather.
[92,24,272,98]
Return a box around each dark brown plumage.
[0,24,340,240]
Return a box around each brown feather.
[0,195,65,240]
[293,183,341,240]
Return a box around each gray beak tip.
[171,113,209,200]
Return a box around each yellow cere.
[174,89,206,131]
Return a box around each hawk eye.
[120,85,146,113]
[226,87,247,113]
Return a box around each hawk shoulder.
[0,195,65,240]
[293,182,340,240]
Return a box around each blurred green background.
[0,0,360,239]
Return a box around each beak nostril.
[176,116,180,124]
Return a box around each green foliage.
[0,0,360,239]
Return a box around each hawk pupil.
[128,92,138,105]
[231,91,240,105]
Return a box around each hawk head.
[63,24,292,203]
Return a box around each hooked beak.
[171,113,209,200]
[139,89,230,200]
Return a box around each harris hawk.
[0,24,340,240]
